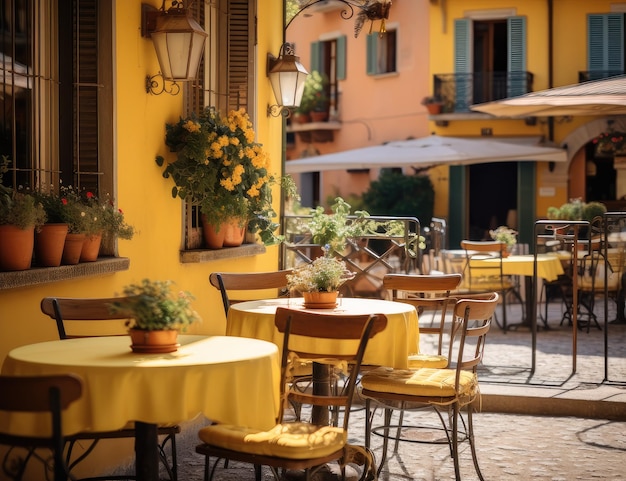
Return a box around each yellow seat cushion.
[407,353,448,369]
[198,422,347,460]
[361,366,477,397]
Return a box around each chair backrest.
[40,297,132,339]
[0,374,83,481]
[274,307,387,429]
[450,293,498,383]
[578,250,621,291]
[209,270,294,315]
[460,240,508,290]
[382,273,462,359]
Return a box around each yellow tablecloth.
[0,335,280,437]
[473,253,565,281]
[227,297,419,369]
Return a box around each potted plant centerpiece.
[109,279,200,353]
[287,255,355,308]
[157,107,286,248]
[489,225,518,256]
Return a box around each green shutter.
[366,33,378,75]
[454,19,471,111]
[310,41,321,72]
[517,162,535,249]
[448,165,467,248]
[507,16,527,97]
[336,35,347,80]
[587,14,624,73]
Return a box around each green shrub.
[362,171,435,227]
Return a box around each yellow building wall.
[0,1,284,367]
[429,0,618,224]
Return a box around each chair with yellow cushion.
[382,273,462,369]
[195,307,388,481]
[361,293,498,481]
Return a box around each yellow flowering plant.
[157,107,285,245]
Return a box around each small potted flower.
[157,107,286,248]
[489,225,518,255]
[287,255,356,308]
[94,193,135,257]
[109,279,200,353]
[421,95,443,115]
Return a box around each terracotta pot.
[0,225,35,271]
[80,232,103,262]
[129,328,179,353]
[310,110,329,122]
[35,223,68,267]
[303,291,339,309]
[201,216,247,249]
[425,103,442,115]
[62,233,86,265]
[292,112,311,124]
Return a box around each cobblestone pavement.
[108,301,626,481]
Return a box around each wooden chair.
[459,240,524,331]
[361,293,498,480]
[209,270,294,316]
[40,297,180,481]
[0,374,83,481]
[382,273,462,369]
[195,307,388,481]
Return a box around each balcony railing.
[281,215,422,298]
[433,71,534,113]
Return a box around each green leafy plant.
[286,255,355,293]
[421,95,442,106]
[0,156,46,230]
[58,186,101,235]
[489,226,518,247]
[109,279,200,331]
[308,197,371,255]
[546,198,606,222]
[156,107,285,245]
[297,70,329,114]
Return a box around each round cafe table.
[227,297,419,369]
[1,334,280,481]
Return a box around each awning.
[471,75,626,117]
[285,135,567,174]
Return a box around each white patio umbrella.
[471,75,626,117]
[285,134,567,174]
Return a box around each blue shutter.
[454,19,472,111]
[336,35,347,80]
[507,16,527,97]
[366,33,378,75]
[587,14,624,76]
[310,41,321,73]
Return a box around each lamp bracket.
[286,0,392,35]
[267,105,292,118]
[141,1,192,37]
[146,73,181,96]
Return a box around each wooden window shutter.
[366,33,378,75]
[587,14,624,72]
[454,18,472,111]
[507,16,527,97]
[310,41,322,72]
[227,0,255,113]
[336,35,347,80]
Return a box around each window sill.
[180,243,266,263]
[0,257,130,291]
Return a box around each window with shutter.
[587,13,624,76]
[366,30,397,75]
[0,0,113,201]
[183,0,256,250]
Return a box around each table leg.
[507,276,534,330]
[312,363,330,425]
[135,421,159,481]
